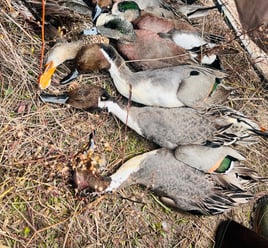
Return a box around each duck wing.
[174,145,245,173]
[116,29,192,70]
[128,148,256,215]
[128,104,267,149]
[131,106,215,149]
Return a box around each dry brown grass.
[0,1,267,247]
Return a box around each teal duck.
[72,146,267,215]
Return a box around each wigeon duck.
[39,84,267,149]
[93,0,175,19]
[103,1,224,48]
[56,43,227,108]
[72,145,266,215]
[89,1,225,68]
[84,15,195,70]
[94,0,219,20]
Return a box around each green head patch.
[117,1,140,12]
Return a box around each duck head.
[40,83,110,110]
[111,1,141,22]
[71,130,110,196]
[95,13,136,42]
[39,41,84,89]
[75,43,111,71]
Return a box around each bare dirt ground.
[0,0,267,247]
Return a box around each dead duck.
[71,130,107,196]
[55,43,227,108]
[98,98,268,149]
[93,0,175,20]
[12,0,92,18]
[39,84,267,149]
[88,1,225,68]
[94,0,219,20]
[85,12,137,42]
[73,146,266,215]
[96,1,224,49]
[84,23,194,70]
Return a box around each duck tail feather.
[183,5,219,19]
[199,190,253,215]
[211,162,266,191]
[207,106,268,145]
[39,93,69,104]
[203,32,225,44]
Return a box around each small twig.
[62,202,82,248]
[118,193,144,205]
[39,0,46,71]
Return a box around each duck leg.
[60,69,80,85]
[39,93,69,104]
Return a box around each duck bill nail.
[93,4,102,22]
[38,62,56,90]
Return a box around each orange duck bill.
[38,61,56,90]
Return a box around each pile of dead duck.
[38,0,268,215]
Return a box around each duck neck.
[98,99,142,136]
[105,151,155,192]
[100,44,133,98]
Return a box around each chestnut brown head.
[75,43,111,72]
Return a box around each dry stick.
[39,0,46,72]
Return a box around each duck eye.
[101,91,110,100]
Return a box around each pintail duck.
[98,98,268,149]
[45,43,227,108]
[39,84,267,149]
[72,145,267,215]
